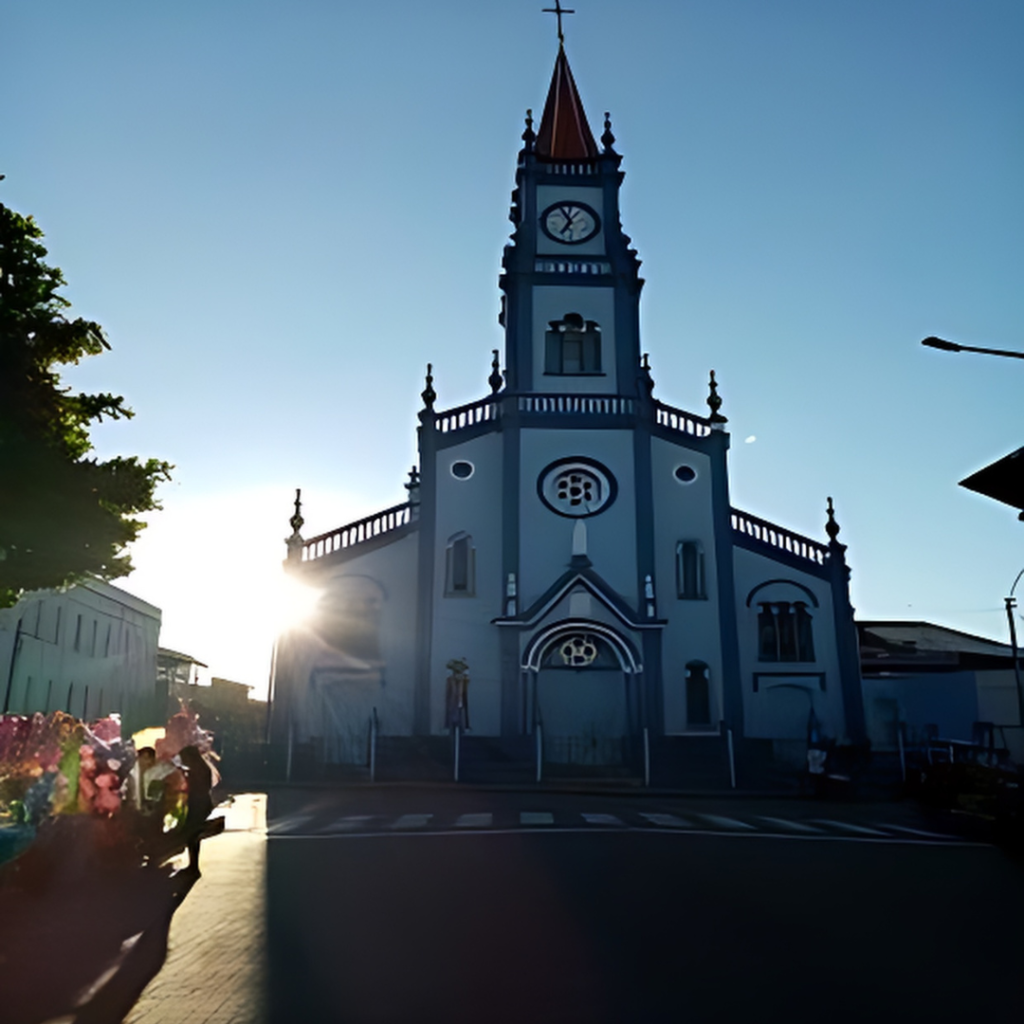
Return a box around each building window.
[676,541,706,599]
[758,602,815,662]
[445,533,475,597]
[544,313,602,375]
[451,461,474,479]
[685,661,712,727]
[73,614,82,652]
[538,457,617,518]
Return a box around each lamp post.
[1006,570,1024,729]
[921,336,1024,360]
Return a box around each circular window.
[538,457,617,518]
[451,461,474,480]
[559,634,599,667]
[674,464,697,484]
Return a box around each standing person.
[178,745,214,873]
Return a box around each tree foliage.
[0,197,172,608]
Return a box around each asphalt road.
[265,788,1024,1023]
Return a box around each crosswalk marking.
[875,823,954,840]
[581,813,625,826]
[321,815,374,833]
[455,813,493,828]
[520,811,554,826]
[756,816,823,834]
[695,813,756,831]
[641,812,695,829]
[266,813,314,835]
[811,819,889,837]
[391,814,433,830]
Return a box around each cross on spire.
[542,1,575,45]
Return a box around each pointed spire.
[535,45,598,160]
[522,108,536,152]
[707,370,727,426]
[421,363,436,410]
[489,349,504,393]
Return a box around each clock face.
[540,201,601,245]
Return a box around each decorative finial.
[285,488,305,562]
[639,353,654,396]
[543,1,575,46]
[707,370,727,425]
[289,488,304,535]
[405,465,421,504]
[489,349,504,393]
[522,108,536,151]
[601,112,616,152]
[421,363,436,409]
[825,496,841,542]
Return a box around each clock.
[540,201,601,245]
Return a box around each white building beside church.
[270,43,865,782]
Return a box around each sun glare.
[274,571,323,632]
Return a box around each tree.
[0,194,172,608]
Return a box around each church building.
[270,40,866,782]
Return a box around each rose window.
[538,457,616,518]
[559,634,599,667]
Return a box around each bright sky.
[4,1,1022,698]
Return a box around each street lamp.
[1006,570,1024,730]
[921,336,1024,360]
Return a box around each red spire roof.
[535,45,598,160]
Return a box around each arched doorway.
[522,622,642,766]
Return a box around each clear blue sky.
[4,1,1023,696]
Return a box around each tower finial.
[489,349,504,393]
[522,108,536,150]
[601,111,616,152]
[421,363,436,409]
[542,1,575,45]
[707,370,728,426]
[285,487,305,562]
[825,496,841,543]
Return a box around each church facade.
[270,45,865,779]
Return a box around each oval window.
[674,465,697,484]
[451,461,474,480]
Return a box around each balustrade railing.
[653,401,712,438]
[519,394,635,416]
[434,396,501,434]
[302,502,415,562]
[730,508,828,566]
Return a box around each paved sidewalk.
[125,794,267,1024]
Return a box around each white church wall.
[431,431,504,734]
[649,436,724,733]
[531,285,617,393]
[519,428,637,607]
[732,546,847,742]
[286,531,419,748]
[535,185,607,258]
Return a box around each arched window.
[445,532,475,597]
[685,661,712,727]
[757,602,815,662]
[676,541,706,599]
[544,312,602,375]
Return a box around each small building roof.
[157,647,209,668]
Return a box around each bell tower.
[499,42,644,399]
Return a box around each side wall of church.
[731,546,848,742]
[431,431,504,734]
[281,531,419,748]
[649,436,725,734]
[518,427,638,608]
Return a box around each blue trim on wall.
[827,542,868,743]
[708,430,744,740]
[413,413,437,735]
[500,393,522,736]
